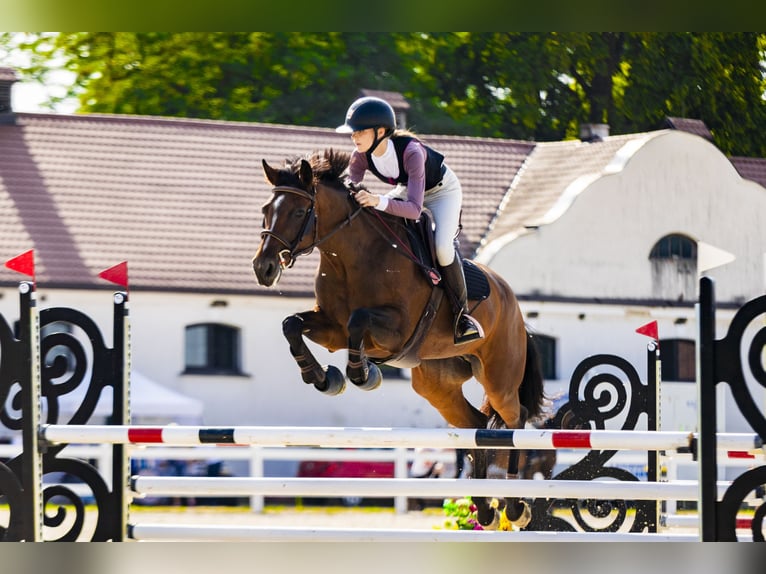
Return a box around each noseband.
[260,184,363,269]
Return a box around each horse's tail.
[485,331,546,428]
[519,332,545,421]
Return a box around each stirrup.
[454,313,484,345]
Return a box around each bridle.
[260,184,363,269]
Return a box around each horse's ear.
[262,159,279,186]
[299,159,314,189]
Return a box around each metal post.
[697,276,718,541]
[646,342,659,532]
[110,291,130,541]
[19,281,43,541]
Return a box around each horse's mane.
[284,148,351,185]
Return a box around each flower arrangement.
[441,497,514,531]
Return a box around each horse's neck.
[315,184,399,264]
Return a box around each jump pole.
[39,425,763,452]
[127,524,704,542]
[129,476,739,501]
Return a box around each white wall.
[490,132,766,303]
[0,285,453,429]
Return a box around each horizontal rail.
[40,425,763,452]
[127,524,707,542]
[130,476,739,501]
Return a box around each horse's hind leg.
[282,311,346,395]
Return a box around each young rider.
[337,96,484,345]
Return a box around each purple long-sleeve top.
[348,139,427,220]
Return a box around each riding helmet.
[336,97,396,134]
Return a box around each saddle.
[405,210,490,302]
[377,211,490,368]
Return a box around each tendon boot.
[440,258,484,345]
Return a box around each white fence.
[2,442,762,515]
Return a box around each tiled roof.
[730,156,766,189]
[0,111,533,295]
[479,132,657,253]
[663,116,713,142]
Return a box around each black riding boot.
[440,258,484,345]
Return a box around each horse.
[252,149,545,529]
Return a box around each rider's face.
[351,128,383,154]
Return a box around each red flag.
[98,261,129,289]
[636,320,659,340]
[4,249,35,278]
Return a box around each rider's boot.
[440,257,484,345]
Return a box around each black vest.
[365,136,446,190]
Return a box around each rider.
[337,96,484,345]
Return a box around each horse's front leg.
[282,310,347,396]
[345,306,404,390]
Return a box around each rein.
[260,185,363,269]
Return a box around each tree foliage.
[3,32,765,156]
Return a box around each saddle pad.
[464,259,490,301]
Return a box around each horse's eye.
[295,208,306,218]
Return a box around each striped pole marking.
[40,425,764,452]
[130,476,739,501]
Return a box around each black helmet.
[336,97,396,134]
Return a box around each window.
[184,323,242,375]
[649,234,697,301]
[533,334,557,380]
[660,338,696,382]
[649,235,697,260]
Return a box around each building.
[1,67,764,433]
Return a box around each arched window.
[649,234,697,301]
[184,323,242,375]
[650,234,697,261]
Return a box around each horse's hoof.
[505,500,532,530]
[351,362,382,391]
[315,366,346,395]
[477,507,501,530]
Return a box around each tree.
[3,32,765,156]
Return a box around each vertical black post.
[111,291,130,541]
[697,276,718,541]
[19,281,42,541]
[646,342,659,532]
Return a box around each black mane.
[285,148,351,185]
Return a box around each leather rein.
[260,185,363,269]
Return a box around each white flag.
[697,241,736,274]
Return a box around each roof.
[663,117,713,142]
[479,132,659,255]
[0,111,533,295]
[358,89,410,110]
[730,156,766,189]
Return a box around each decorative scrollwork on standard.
[717,466,766,542]
[39,454,114,541]
[0,312,25,432]
[527,354,652,532]
[0,459,24,541]
[715,294,766,440]
[39,307,114,430]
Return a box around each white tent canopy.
[52,371,204,424]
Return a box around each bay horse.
[252,149,545,529]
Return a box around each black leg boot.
[440,258,484,345]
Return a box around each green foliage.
[3,32,765,157]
